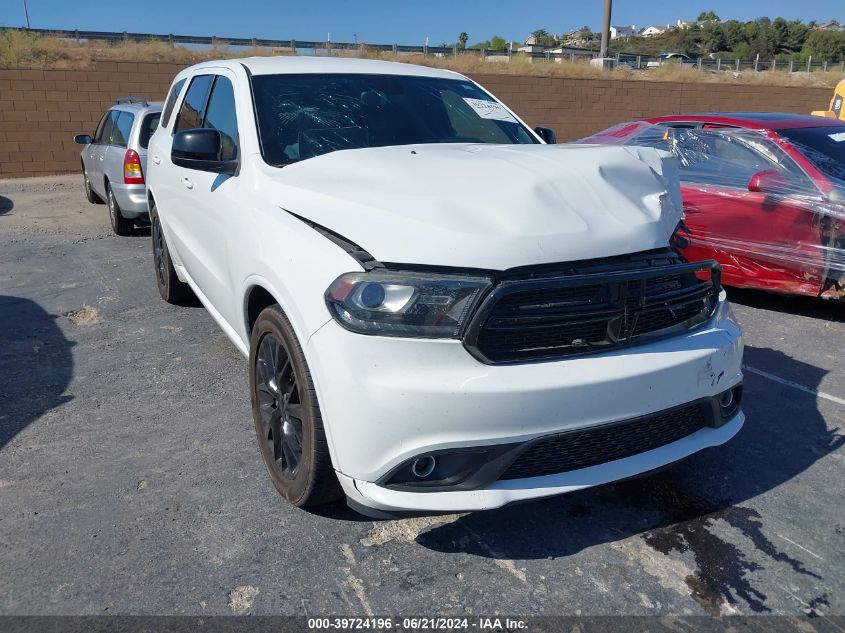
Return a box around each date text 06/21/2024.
[306,617,528,631]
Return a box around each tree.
[530,28,557,47]
[458,32,468,49]
[697,11,720,23]
[489,35,507,51]
[749,31,775,59]
[772,17,789,51]
[802,30,845,61]
[577,25,595,41]
[721,20,745,49]
[702,22,727,53]
[783,20,809,53]
[732,41,751,59]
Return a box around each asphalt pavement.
[0,176,843,618]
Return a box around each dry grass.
[2,30,843,88]
[227,586,259,614]
[0,30,288,67]
[64,305,101,326]
[387,52,844,88]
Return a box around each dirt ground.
[0,174,111,234]
[1,176,844,624]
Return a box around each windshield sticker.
[829,132,845,143]
[462,98,516,122]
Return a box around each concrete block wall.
[0,61,833,178]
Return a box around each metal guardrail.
[4,27,461,55]
[4,27,844,72]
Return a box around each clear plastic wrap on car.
[581,122,845,298]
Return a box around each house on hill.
[640,25,667,37]
[610,25,637,39]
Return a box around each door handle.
[182,177,194,190]
[152,155,161,165]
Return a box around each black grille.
[499,401,710,480]
[465,255,719,364]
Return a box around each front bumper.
[110,183,149,218]
[339,413,743,514]
[306,297,743,513]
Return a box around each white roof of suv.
[190,56,466,80]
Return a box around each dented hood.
[263,143,683,270]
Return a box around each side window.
[111,111,135,148]
[94,111,112,144]
[174,75,213,133]
[95,110,115,145]
[624,125,674,152]
[106,111,122,145]
[138,112,161,149]
[671,130,813,190]
[203,76,239,161]
[161,78,186,128]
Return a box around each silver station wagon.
[74,97,162,235]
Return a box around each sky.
[1,0,842,46]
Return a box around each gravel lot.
[1,175,843,618]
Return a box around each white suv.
[146,57,744,517]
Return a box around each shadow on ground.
[727,286,845,322]
[415,346,842,614]
[0,296,74,449]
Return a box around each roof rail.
[115,96,148,106]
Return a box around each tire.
[249,305,341,508]
[83,166,102,204]
[150,202,193,304]
[106,183,134,236]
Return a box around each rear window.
[139,112,161,149]
[778,126,845,182]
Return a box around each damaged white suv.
[146,57,744,517]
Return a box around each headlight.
[325,270,493,338]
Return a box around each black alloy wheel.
[249,305,341,508]
[107,184,134,236]
[255,333,304,479]
[83,167,102,204]
[149,203,193,304]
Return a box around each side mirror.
[171,129,238,175]
[748,169,790,195]
[74,134,93,145]
[534,126,557,144]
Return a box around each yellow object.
[812,79,845,120]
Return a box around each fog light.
[382,447,508,489]
[717,385,742,420]
[411,455,436,479]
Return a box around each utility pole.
[599,0,612,58]
[22,0,31,29]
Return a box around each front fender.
[233,205,365,351]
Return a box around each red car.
[581,113,845,299]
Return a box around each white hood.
[263,143,683,270]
